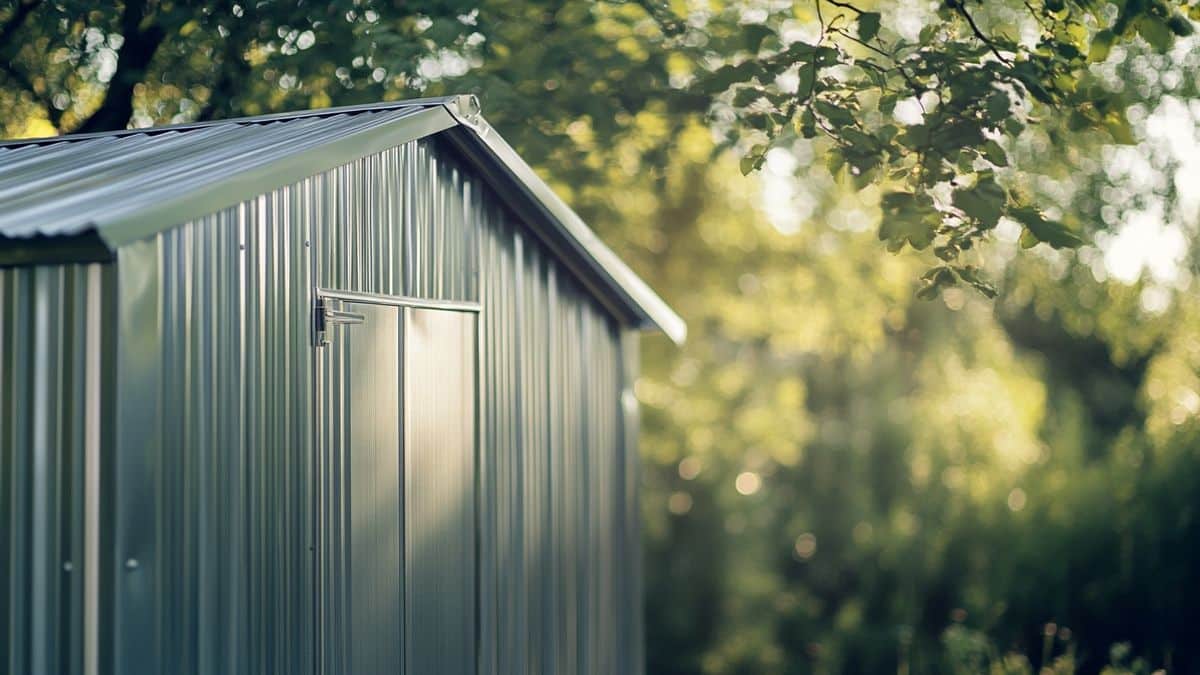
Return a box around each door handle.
[314,297,365,346]
[324,308,366,325]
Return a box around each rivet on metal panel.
[124,558,139,570]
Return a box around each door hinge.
[314,296,366,346]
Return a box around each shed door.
[315,295,476,675]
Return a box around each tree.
[4,1,1194,296]
[667,0,1197,296]
[0,1,696,181]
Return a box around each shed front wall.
[95,135,644,674]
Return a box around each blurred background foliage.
[3,0,1199,672]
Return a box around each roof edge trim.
[439,120,686,344]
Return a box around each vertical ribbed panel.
[108,135,482,674]
[404,308,476,675]
[0,264,105,675]
[12,132,642,675]
[313,139,479,301]
[477,200,640,675]
[113,193,315,675]
[621,329,646,673]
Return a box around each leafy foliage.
[666,0,1196,296]
[626,130,1200,674]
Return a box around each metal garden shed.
[0,95,684,675]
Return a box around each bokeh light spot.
[1007,487,1027,512]
[667,491,693,515]
[794,533,817,560]
[735,471,762,495]
[678,456,702,480]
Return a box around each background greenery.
[3,0,1198,672]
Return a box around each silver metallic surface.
[3,113,648,675]
[1,263,107,675]
[404,308,476,675]
[343,302,403,675]
[0,96,684,342]
[476,211,644,675]
[316,287,482,313]
[0,107,452,247]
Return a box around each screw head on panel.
[124,558,139,570]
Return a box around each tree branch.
[823,0,864,15]
[954,3,1011,64]
[74,0,166,133]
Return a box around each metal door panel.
[316,296,477,675]
[316,300,403,675]
[404,307,476,675]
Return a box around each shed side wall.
[106,134,643,675]
[1,264,109,675]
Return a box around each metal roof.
[0,95,685,343]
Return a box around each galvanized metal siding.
[113,207,314,675]
[109,136,482,674]
[0,264,106,675]
[312,140,477,301]
[403,308,477,675]
[477,203,643,675]
[13,132,644,674]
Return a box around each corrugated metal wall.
[3,133,642,675]
[477,203,642,675]
[0,264,107,675]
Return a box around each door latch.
[314,296,366,346]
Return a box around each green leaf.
[795,66,815,100]
[740,145,767,175]
[1089,29,1115,62]
[742,24,774,52]
[701,61,766,94]
[857,12,882,41]
[1012,62,1055,104]
[1019,228,1040,249]
[953,178,1006,229]
[981,140,1008,167]
[985,92,1011,123]
[1010,206,1083,248]
[1137,16,1172,52]
[934,245,959,261]
[1103,109,1136,145]
[852,165,879,191]
[875,124,899,145]
[1167,13,1195,37]
[954,265,998,298]
[879,191,939,251]
[795,107,817,138]
[733,87,763,107]
[814,100,855,127]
